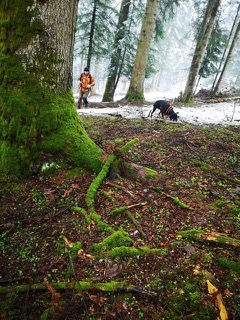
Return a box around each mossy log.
[178,230,240,247]
[217,257,240,275]
[0,281,158,297]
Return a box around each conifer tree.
[183,0,221,100]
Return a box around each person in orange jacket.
[77,67,95,109]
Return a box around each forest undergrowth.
[0,116,239,320]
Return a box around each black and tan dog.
[148,100,178,121]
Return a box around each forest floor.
[0,113,240,319]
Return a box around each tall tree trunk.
[102,0,131,102]
[211,4,240,93]
[183,0,221,100]
[87,0,97,68]
[213,17,240,94]
[125,0,160,102]
[0,0,103,177]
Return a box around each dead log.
[0,281,157,298]
[178,230,240,247]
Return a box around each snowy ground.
[76,92,240,126]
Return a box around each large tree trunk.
[102,0,131,102]
[211,4,240,93]
[213,19,240,94]
[0,0,103,177]
[183,0,221,100]
[87,0,97,68]
[125,0,160,102]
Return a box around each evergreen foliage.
[199,21,228,78]
[75,0,118,61]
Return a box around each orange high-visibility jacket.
[78,73,95,92]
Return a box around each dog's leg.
[150,106,157,118]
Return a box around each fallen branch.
[125,211,146,238]
[0,281,157,298]
[163,192,193,210]
[110,203,147,215]
[109,204,147,237]
[178,230,240,248]
[105,182,135,198]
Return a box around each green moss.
[107,246,167,259]
[178,229,203,239]
[162,283,217,319]
[215,235,240,247]
[218,257,240,275]
[145,167,158,179]
[194,161,214,172]
[73,207,92,225]
[210,200,227,209]
[91,230,133,254]
[125,90,145,102]
[69,241,82,261]
[0,2,103,178]
[67,167,86,178]
[90,211,114,233]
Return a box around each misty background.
[72,0,240,100]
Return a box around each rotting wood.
[0,281,158,298]
[207,280,228,320]
[178,230,240,248]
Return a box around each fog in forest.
[73,0,240,100]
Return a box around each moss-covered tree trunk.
[183,0,221,100]
[0,0,103,177]
[125,0,160,103]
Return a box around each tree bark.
[0,0,103,177]
[183,0,221,100]
[211,4,240,93]
[213,19,240,94]
[102,0,131,102]
[87,0,98,68]
[125,0,160,102]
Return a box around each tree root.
[85,138,139,212]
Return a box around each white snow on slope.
[77,93,240,126]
